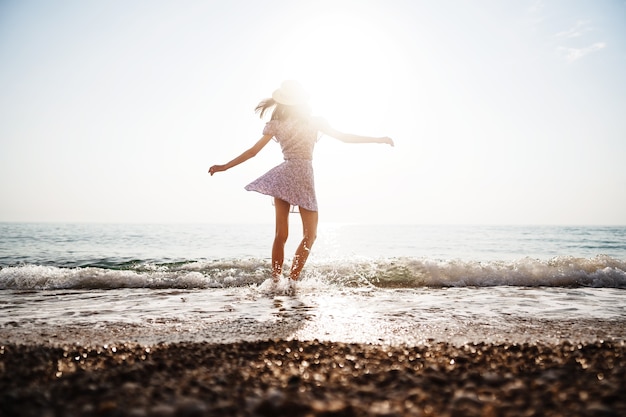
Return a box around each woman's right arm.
[209,134,273,176]
[318,121,394,147]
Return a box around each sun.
[263,11,409,132]
[248,7,426,222]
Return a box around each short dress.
[245,117,324,212]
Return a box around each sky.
[1,0,625,225]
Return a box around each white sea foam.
[2,224,624,345]
[1,255,624,290]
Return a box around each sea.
[1,223,625,346]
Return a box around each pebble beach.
[2,339,625,417]
[2,321,626,417]
[2,224,625,416]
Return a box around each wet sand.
[2,294,626,417]
[2,312,626,347]
[2,336,625,416]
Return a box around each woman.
[209,80,393,281]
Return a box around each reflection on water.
[1,281,625,345]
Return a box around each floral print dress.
[245,117,324,212]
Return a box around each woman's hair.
[255,98,311,121]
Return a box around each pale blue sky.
[1,0,625,224]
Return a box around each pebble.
[0,340,624,416]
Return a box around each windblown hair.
[255,98,286,121]
[255,98,311,121]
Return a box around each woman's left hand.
[208,165,225,176]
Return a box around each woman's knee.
[304,229,317,243]
[274,228,288,244]
[296,217,316,251]
[274,219,289,244]
[274,203,290,244]
[302,229,316,250]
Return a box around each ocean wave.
[0,256,624,290]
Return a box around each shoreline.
[2,317,626,347]
[2,288,625,416]
[2,338,625,417]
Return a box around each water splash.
[1,255,624,290]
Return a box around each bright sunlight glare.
[248,8,428,223]
[3,1,624,224]
[263,12,411,132]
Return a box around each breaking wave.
[1,255,625,290]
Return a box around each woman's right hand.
[381,137,394,147]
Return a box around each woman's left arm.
[209,134,273,176]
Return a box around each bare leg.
[290,207,318,280]
[272,198,290,280]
